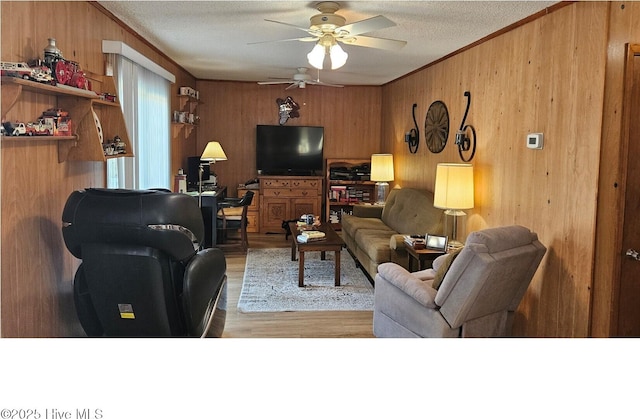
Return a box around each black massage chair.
[62,188,227,337]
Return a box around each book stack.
[297,231,326,243]
[403,235,426,249]
[330,185,348,202]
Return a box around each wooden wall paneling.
[1,1,638,338]
[592,1,640,337]
[195,81,382,197]
[381,2,610,337]
[1,1,195,336]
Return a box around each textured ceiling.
[98,1,558,86]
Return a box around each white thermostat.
[527,133,544,149]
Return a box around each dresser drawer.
[262,188,318,198]
[260,177,322,191]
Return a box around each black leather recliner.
[62,188,227,337]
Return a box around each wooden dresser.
[259,175,323,233]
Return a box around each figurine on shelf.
[113,136,126,154]
[39,108,72,136]
[54,117,72,136]
[102,135,126,156]
[27,119,55,136]
[98,93,117,102]
[39,38,88,90]
[1,61,55,85]
[2,121,27,136]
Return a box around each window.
[105,47,172,190]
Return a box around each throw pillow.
[432,247,463,290]
[389,234,405,250]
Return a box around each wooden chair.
[216,191,254,253]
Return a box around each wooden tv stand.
[259,175,323,234]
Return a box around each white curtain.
[107,55,170,189]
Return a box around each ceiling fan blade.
[307,80,344,88]
[257,80,295,85]
[337,15,395,36]
[340,35,406,50]
[264,19,317,35]
[248,36,317,46]
[285,83,299,90]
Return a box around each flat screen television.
[256,125,324,176]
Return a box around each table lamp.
[433,163,474,249]
[370,154,394,205]
[199,141,227,206]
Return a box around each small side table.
[405,245,445,272]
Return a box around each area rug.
[237,248,374,313]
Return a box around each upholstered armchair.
[373,225,546,337]
[62,188,227,337]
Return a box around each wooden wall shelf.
[1,135,77,142]
[1,75,133,163]
[172,89,201,141]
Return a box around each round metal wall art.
[424,100,449,153]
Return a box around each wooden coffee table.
[288,221,345,287]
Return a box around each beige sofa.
[341,188,443,279]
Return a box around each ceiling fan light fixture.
[329,43,348,69]
[307,43,326,69]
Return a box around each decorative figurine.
[40,37,88,89]
[276,96,300,125]
[1,61,55,85]
[1,108,73,136]
[102,136,126,156]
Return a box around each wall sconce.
[433,163,474,248]
[404,103,419,154]
[455,91,477,162]
[370,154,394,205]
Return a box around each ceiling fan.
[258,67,343,90]
[253,2,406,69]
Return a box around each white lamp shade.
[201,141,228,161]
[308,39,349,70]
[434,163,474,210]
[329,43,348,69]
[307,43,325,69]
[370,154,395,182]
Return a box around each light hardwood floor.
[220,232,375,338]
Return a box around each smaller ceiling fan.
[257,67,343,90]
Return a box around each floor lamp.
[433,163,474,249]
[199,141,227,207]
[371,154,394,205]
